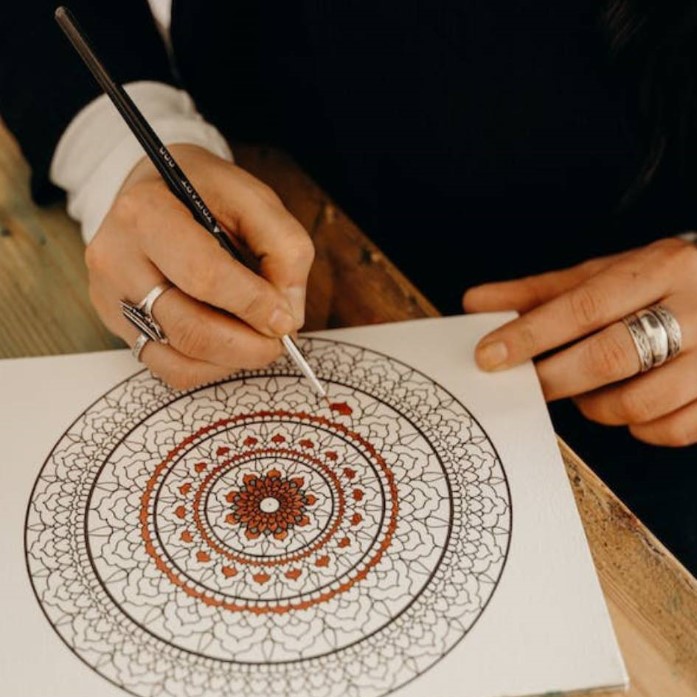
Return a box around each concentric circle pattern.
[25,338,511,697]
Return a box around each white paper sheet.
[0,314,628,697]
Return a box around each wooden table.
[1,121,696,697]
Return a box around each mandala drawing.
[25,337,512,697]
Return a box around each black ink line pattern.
[25,338,512,697]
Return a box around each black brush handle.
[54,5,245,264]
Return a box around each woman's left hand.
[462,236,697,446]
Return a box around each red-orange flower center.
[226,469,316,540]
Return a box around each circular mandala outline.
[24,337,513,697]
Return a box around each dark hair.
[600,0,697,206]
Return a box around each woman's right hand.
[85,144,315,390]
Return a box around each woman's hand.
[463,237,697,446]
[85,144,315,390]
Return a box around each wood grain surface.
[0,121,695,696]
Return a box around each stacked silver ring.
[650,304,682,359]
[131,333,151,362]
[121,281,174,361]
[622,303,682,373]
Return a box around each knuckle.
[239,280,270,320]
[241,340,284,369]
[160,368,205,392]
[84,240,106,275]
[568,285,607,330]
[110,187,143,223]
[111,180,164,228]
[288,234,315,268]
[584,334,628,382]
[84,239,121,289]
[575,396,603,423]
[617,387,655,423]
[170,315,210,359]
[650,420,696,447]
[577,257,605,277]
[221,335,283,370]
[515,320,540,356]
[187,261,220,300]
[643,236,697,279]
[651,236,686,255]
[216,334,283,370]
[252,180,283,208]
[673,238,697,274]
[523,276,548,306]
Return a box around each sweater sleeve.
[0,0,175,204]
[51,81,234,244]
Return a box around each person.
[1,1,695,574]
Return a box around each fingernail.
[269,308,296,336]
[477,341,508,370]
[285,286,306,327]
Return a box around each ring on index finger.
[622,303,682,373]
[121,281,174,344]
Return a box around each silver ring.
[120,281,173,344]
[139,281,173,317]
[636,308,669,367]
[622,303,683,373]
[131,333,150,362]
[623,313,654,372]
[649,304,682,360]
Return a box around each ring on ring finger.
[622,303,682,373]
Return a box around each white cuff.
[50,81,234,244]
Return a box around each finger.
[95,253,169,310]
[462,250,631,313]
[152,287,284,369]
[537,296,695,401]
[93,262,284,370]
[179,164,315,325]
[135,333,239,392]
[222,186,314,325]
[129,194,298,338]
[534,320,641,401]
[629,399,697,446]
[574,351,697,425]
[91,282,240,390]
[473,243,675,371]
[88,257,164,342]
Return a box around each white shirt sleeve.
[49,80,234,245]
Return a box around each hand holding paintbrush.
[54,6,326,399]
